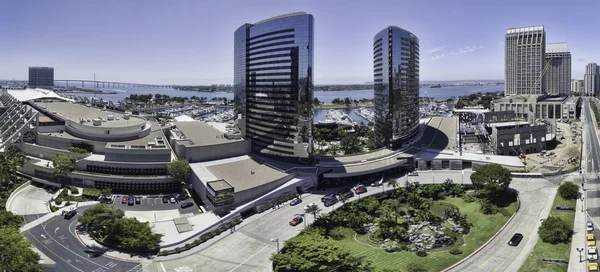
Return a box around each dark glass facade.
[234,13,314,158]
[28,66,54,88]
[373,26,420,148]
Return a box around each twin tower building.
[233,12,420,160]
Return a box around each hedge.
[68,147,91,154]
[257,193,299,213]
[158,218,242,256]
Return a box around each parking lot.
[112,195,202,217]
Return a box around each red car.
[289,216,303,226]
[353,185,367,194]
[121,196,128,204]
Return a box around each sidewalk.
[568,195,587,272]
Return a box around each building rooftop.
[486,121,543,128]
[255,12,307,25]
[207,180,233,191]
[35,101,145,128]
[172,121,242,146]
[41,121,167,147]
[506,26,544,34]
[546,42,570,53]
[205,156,290,192]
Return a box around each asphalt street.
[143,174,550,272]
[584,98,600,249]
[447,178,558,271]
[24,206,143,272]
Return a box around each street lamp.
[271,237,280,253]
[577,247,584,262]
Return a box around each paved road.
[24,206,143,272]
[9,183,53,215]
[144,173,549,272]
[447,178,557,272]
[583,99,600,230]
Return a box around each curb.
[443,196,521,272]
[74,227,144,263]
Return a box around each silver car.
[589,221,595,232]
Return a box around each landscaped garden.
[519,182,578,272]
[272,164,518,272]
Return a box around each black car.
[321,194,336,203]
[135,197,141,204]
[336,188,354,199]
[181,202,193,209]
[127,195,134,206]
[162,196,169,203]
[64,210,77,219]
[324,198,338,207]
[508,233,523,246]
[290,198,302,206]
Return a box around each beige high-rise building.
[504,26,546,96]
[543,43,571,96]
[585,62,600,96]
[571,79,584,94]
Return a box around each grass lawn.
[518,193,576,272]
[333,197,518,272]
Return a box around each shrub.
[558,182,580,200]
[68,147,91,154]
[538,216,573,244]
[416,250,427,257]
[462,193,476,203]
[405,262,428,272]
[449,248,462,255]
[479,198,499,215]
[55,197,63,205]
[329,227,344,240]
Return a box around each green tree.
[0,151,29,190]
[0,211,25,229]
[470,164,512,202]
[404,261,428,272]
[340,134,361,155]
[51,154,76,178]
[271,232,373,272]
[0,227,42,272]
[538,216,573,244]
[313,97,321,107]
[305,203,321,221]
[557,182,580,200]
[166,159,192,186]
[343,97,352,107]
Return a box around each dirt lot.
[525,121,581,173]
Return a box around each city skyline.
[1,0,598,84]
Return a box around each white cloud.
[430,54,445,61]
[424,46,447,53]
[449,45,485,56]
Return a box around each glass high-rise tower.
[373,26,420,149]
[234,12,314,158]
[504,26,546,96]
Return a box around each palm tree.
[305,203,322,223]
[387,178,398,196]
[338,194,348,207]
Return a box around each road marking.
[41,234,46,239]
[55,227,59,234]
[160,262,167,272]
[27,230,85,272]
[228,244,270,272]
[41,221,112,270]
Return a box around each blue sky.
[0,0,598,85]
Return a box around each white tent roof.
[174,115,195,122]
[7,88,73,102]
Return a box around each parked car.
[353,185,367,194]
[321,194,336,202]
[336,188,354,199]
[304,203,318,213]
[408,171,419,176]
[370,179,384,187]
[589,221,595,232]
[588,234,597,247]
[589,246,599,261]
[64,210,77,220]
[324,197,338,207]
[589,262,599,272]
[170,197,176,203]
[290,198,302,206]
[181,202,193,209]
[127,195,134,206]
[121,196,128,204]
[508,233,523,246]
[162,196,169,203]
[289,216,303,226]
[135,197,141,205]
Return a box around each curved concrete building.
[373,26,420,148]
[234,12,314,159]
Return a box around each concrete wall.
[20,143,90,160]
[104,147,171,162]
[65,119,151,142]
[233,173,296,206]
[37,134,107,153]
[492,124,547,155]
[38,125,65,133]
[175,140,250,163]
[75,159,167,171]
